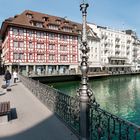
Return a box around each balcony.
[101,34,107,40]
[115,36,120,41]
[127,39,131,44]
[104,46,109,51]
[104,41,108,46]
[115,48,121,52]
[115,41,120,46]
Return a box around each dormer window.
[43,17,49,21]
[63,27,72,32]
[26,13,33,19]
[64,21,69,25]
[36,22,43,28]
[73,24,77,29]
[56,19,61,24]
[31,21,43,28]
[48,24,59,30]
[77,30,81,34]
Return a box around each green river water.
[51,75,140,125]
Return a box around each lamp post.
[78,1,93,140]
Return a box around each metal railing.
[89,103,140,140]
[19,75,140,139]
[19,75,80,135]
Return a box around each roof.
[1,10,86,38]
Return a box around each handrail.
[89,103,140,139]
[19,74,140,140]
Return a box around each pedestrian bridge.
[0,75,140,140]
[0,76,77,140]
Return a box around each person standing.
[13,70,18,83]
[4,70,11,87]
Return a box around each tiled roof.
[1,10,84,36]
[0,10,101,42]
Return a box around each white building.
[87,23,140,73]
[78,28,101,73]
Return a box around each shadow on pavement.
[0,114,77,140]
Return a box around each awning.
[106,64,132,68]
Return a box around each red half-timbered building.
[1,10,82,75]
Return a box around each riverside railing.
[19,74,80,135]
[19,75,140,140]
[89,103,140,140]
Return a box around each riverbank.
[30,71,140,83]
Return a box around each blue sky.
[0,0,140,37]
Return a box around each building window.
[72,55,76,61]
[28,31,33,37]
[37,54,44,60]
[37,32,44,38]
[43,17,49,21]
[48,33,55,40]
[13,53,24,60]
[72,36,76,41]
[26,13,33,19]
[37,43,44,49]
[60,35,67,41]
[19,29,24,35]
[48,24,59,30]
[60,45,67,51]
[19,53,24,59]
[19,41,24,48]
[29,53,33,59]
[49,54,55,61]
[29,42,33,48]
[13,41,18,48]
[13,53,18,60]
[48,44,55,50]
[36,22,43,28]
[56,20,61,24]
[63,27,72,32]
[13,29,18,35]
[60,55,67,61]
[72,46,76,51]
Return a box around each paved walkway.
[0,76,78,140]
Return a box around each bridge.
[0,75,78,140]
[1,1,140,140]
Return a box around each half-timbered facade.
[1,10,82,75]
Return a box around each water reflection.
[52,75,140,125]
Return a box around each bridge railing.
[19,75,140,140]
[89,102,140,140]
[19,75,80,136]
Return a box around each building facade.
[87,29,101,72]
[88,23,140,73]
[1,10,140,76]
[0,10,84,75]
[0,32,3,74]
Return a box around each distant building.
[1,10,140,76]
[86,29,101,72]
[0,30,3,74]
[88,23,140,73]
[0,10,84,75]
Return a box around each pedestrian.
[13,70,18,83]
[4,70,11,87]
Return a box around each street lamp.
[78,1,94,140]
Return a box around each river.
[51,75,140,125]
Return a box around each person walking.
[13,70,18,83]
[4,70,11,87]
